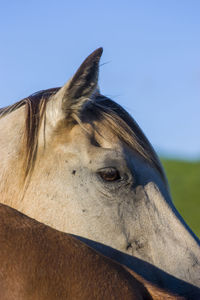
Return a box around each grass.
[161,159,200,238]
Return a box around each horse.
[0,48,199,298]
[0,203,184,299]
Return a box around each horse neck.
[0,107,25,205]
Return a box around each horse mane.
[0,88,59,179]
[0,88,167,186]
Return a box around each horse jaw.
[123,181,200,288]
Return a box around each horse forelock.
[0,88,167,187]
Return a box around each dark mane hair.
[0,88,59,178]
[0,88,167,186]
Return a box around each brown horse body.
[0,203,182,300]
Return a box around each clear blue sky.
[0,1,200,159]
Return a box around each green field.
[161,159,200,238]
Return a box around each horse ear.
[53,48,103,122]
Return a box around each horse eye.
[98,168,121,182]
